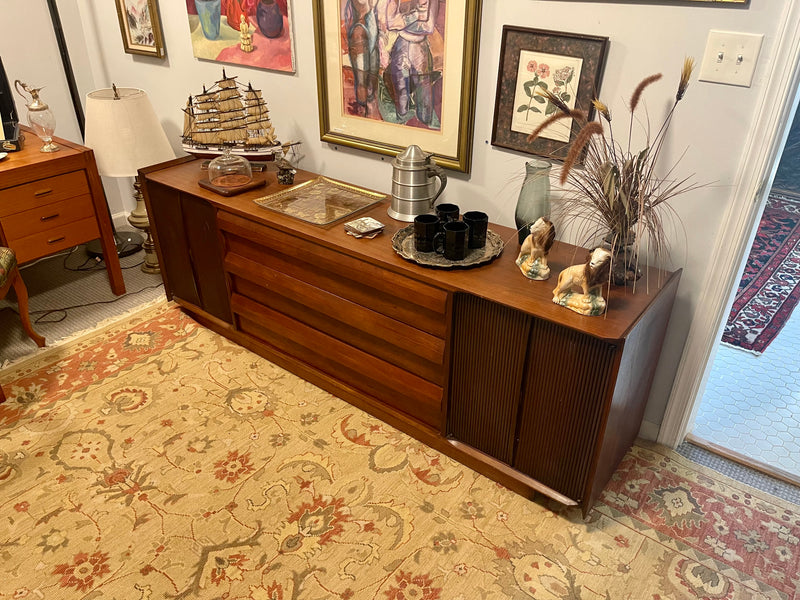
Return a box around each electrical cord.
[60,244,147,272]
[0,283,164,325]
[19,246,81,269]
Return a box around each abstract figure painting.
[184,0,295,73]
[116,0,165,58]
[314,0,483,173]
[344,0,442,128]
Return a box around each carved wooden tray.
[391,224,504,269]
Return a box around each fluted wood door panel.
[448,294,531,464]
[514,319,617,501]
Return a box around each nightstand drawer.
[9,217,100,264]
[0,171,91,217]
[0,195,95,239]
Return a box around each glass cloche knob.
[14,80,58,152]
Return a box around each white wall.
[1,0,789,436]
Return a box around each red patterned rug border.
[0,301,191,427]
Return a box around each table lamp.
[84,85,176,272]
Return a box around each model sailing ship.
[182,70,283,159]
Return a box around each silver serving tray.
[391,224,504,269]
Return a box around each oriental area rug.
[722,191,800,354]
[2,303,800,599]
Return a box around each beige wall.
[1,0,791,437]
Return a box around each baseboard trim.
[638,419,660,442]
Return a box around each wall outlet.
[698,30,763,88]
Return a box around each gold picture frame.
[312,0,483,173]
[115,0,165,59]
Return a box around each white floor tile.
[693,305,800,478]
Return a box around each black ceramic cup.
[463,211,488,249]
[435,203,460,225]
[434,221,470,261]
[414,214,440,253]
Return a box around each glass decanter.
[14,80,58,152]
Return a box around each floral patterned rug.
[1,302,799,599]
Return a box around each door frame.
[658,0,800,447]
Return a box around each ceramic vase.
[515,159,551,244]
[257,0,283,38]
[225,0,246,30]
[195,0,221,39]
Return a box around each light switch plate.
[698,30,763,87]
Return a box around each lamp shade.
[84,87,175,177]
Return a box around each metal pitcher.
[388,145,448,222]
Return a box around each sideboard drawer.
[226,253,446,385]
[219,213,448,338]
[0,195,95,239]
[9,217,99,263]
[233,293,443,429]
[0,171,90,217]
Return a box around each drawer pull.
[34,188,54,197]
[47,236,66,245]
[40,213,60,222]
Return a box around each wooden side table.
[0,127,125,295]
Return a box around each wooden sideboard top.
[141,156,681,342]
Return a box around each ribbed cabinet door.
[447,294,531,464]
[513,319,616,501]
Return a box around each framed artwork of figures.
[491,26,609,162]
[313,0,483,173]
[116,0,165,58]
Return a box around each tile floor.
[692,304,800,478]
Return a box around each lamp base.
[85,230,143,259]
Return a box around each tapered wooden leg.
[10,268,45,348]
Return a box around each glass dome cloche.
[208,145,253,187]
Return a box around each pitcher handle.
[427,164,448,208]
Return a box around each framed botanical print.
[491,26,608,162]
[115,0,165,59]
[313,0,483,173]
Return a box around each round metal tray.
[391,224,505,269]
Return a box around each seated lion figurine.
[552,247,612,316]
[516,217,556,280]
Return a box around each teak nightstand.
[0,127,125,295]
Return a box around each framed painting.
[313,0,483,173]
[184,0,295,73]
[115,0,165,59]
[491,26,608,162]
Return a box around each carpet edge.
[0,297,172,379]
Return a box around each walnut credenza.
[0,127,125,294]
[141,157,680,516]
